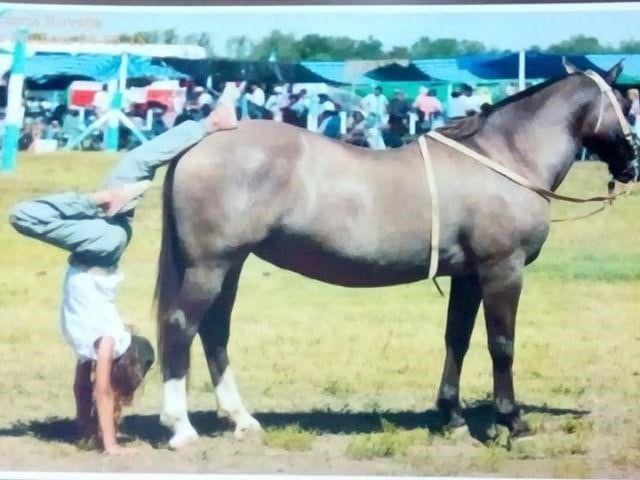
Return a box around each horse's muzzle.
[614,166,637,183]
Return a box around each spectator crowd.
[10,78,619,154]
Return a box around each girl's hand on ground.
[104,444,138,456]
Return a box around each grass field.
[0,152,638,476]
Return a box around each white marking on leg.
[169,310,186,330]
[160,377,198,449]
[215,368,262,439]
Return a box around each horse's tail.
[153,153,186,364]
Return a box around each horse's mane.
[436,74,575,140]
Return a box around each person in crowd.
[476,86,493,106]
[626,88,640,136]
[364,112,386,150]
[8,100,238,455]
[62,107,84,145]
[414,87,443,124]
[289,88,310,116]
[245,82,266,108]
[361,86,389,127]
[458,84,484,116]
[94,85,111,118]
[265,85,285,121]
[46,119,63,145]
[196,86,214,109]
[318,101,341,140]
[388,89,410,138]
[149,105,169,138]
[344,109,368,147]
[446,90,466,120]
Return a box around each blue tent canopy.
[24,53,186,85]
[413,58,484,84]
[364,62,432,82]
[465,51,607,80]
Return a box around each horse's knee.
[488,335,514,369]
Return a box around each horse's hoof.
[438,403,466,430]
[486,423,511,448]
[496,411,531,438]
[509,418,533,439]
[233,416,263,441]
[445,411,467,430]
[168,426,199,450]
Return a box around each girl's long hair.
[81,344,146,448]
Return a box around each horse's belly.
[253,233,427,287]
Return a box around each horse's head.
[565,59,639,184]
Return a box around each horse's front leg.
[436,274,482,429]
[479,254,530,437]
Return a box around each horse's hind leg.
[479,254,530,437]
[198,263,262,440]
[160,263,229,449]
[436,274,482,429]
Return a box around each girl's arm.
[94,337,117,452]
[94,336,134,455]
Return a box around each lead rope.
[418,135,444,297]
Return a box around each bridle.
[585,69,640,183]
[418,69,638,284]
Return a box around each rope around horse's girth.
[418,136,439,281]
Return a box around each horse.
[154,61,638,449]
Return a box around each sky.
[0,3,639,55]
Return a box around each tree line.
[26,30,640,60]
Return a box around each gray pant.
[9,120,206,267]
[103,120,205,187]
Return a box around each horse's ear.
[604,59,624,84]
[562,57,579,74]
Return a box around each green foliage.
[226,35,255,60]
[619,39,640,54]
[184,32,214,56]
[546,34,612,55]
[345,419,427,460]
[410,36,487,58]
[264,424,316,451]
[17,28,640,61]
[249,30,299,61]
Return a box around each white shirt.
[447,97,466,118]
[60,265,131,362]
[361,93,389,124]
[448,94,483,118]
[458,94,484,115]
[197,92,214,107]
[247,87,266,107]
[365,126,386,150]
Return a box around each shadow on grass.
[0,403,589,448]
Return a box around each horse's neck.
[476,78,591,191]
